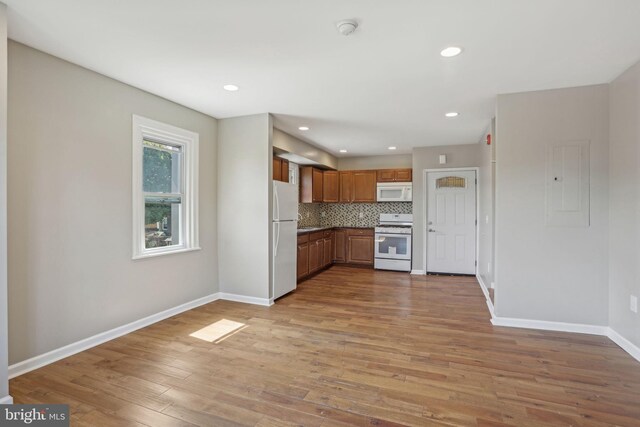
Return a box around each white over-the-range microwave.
[376,182,412,202]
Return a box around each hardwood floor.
[10,266,640,426]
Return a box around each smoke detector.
[336,19,358,36]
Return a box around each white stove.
[374,214,413,272]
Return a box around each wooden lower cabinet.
[297,228,373,282]
[308,239,321,274]
[346,229,374,265]
[297,243,309,280]
[323,236,333,267]
[334,229,346,262]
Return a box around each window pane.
[143,141,182,193]
[145,197,181,249]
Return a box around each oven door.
[375,233,412,260]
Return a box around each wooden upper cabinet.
[377,169,395,182]
[339,171,354,202]
[273,157,282,181]
[352,171,377,202]
[395,168,412,182]
[322,171,339,203]
[312,168,323,202]
[273,156,290,182]
[300,167,324,203]
[281,159,289,183]
[338,170,375,202]
[377,168,412,183]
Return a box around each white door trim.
[423,167,480,275]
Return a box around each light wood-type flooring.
[10,266,640,426]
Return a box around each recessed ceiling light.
[388,146,397,150]
[223,84,239,91]
[339,149,347,153]
[445,112,459,118]
[440,46,463,57]
[298,126,310,131]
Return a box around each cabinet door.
[323,237,332,267]
[334,230,346,262]
[309,240,321,273]
[299,167,313,203]
[353,171,377,202]
[377,169,395,182]
[273,157,282,181]
[297,243,309,279]
[317,239,325,268]
[347,235,374,265]
[322,171,339,203]
[395,168,412,182]
[312,168,324,203]
[281,159,290,183]
[339,171,353,202]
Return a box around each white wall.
[0,3,9,403]
[609,61,640,347]
[272,128,337,170]
[494,84,609,325]
[337,154,412,171]
[412,144,481,272]
[218,114,272,301]
[7,42,219,364]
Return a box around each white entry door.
[427,170,477,274]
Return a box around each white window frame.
[132,115,200,259]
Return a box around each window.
[132,115,199,259]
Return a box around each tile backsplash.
[298,202,412,228]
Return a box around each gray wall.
[272,128,337,170]
[412,144,481,272]
[477,125,494,288]
[494,84,609,325]
[609,61,640,347]
[0,3,9,401]
[7,41,219,364]
[337,154,412,171]
[218,114,272,300]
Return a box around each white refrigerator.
[272,181,298,300]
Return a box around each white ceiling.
[6,0,640,156]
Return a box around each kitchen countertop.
[297,226,373,234]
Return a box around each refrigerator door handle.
[274,222,280,257]
[274,185,280,221]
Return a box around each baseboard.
[0,395,13,405]
[410,269,425,275]
[607,328,640,363]
[219,293,273,307]
[8,293,221,379]
[490,316,609,336]
[475,274,490,301]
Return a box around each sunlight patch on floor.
[189,319,247,343]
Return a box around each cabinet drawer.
[323,230,333,237]
[297,234,309,244]
[309,231,325,242]
[346,228,374,236]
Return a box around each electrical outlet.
[321,212,326,217]
[631,295,638,313]
[359,212,364,219]
[485,215,489,224]
[488,262,491,273]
